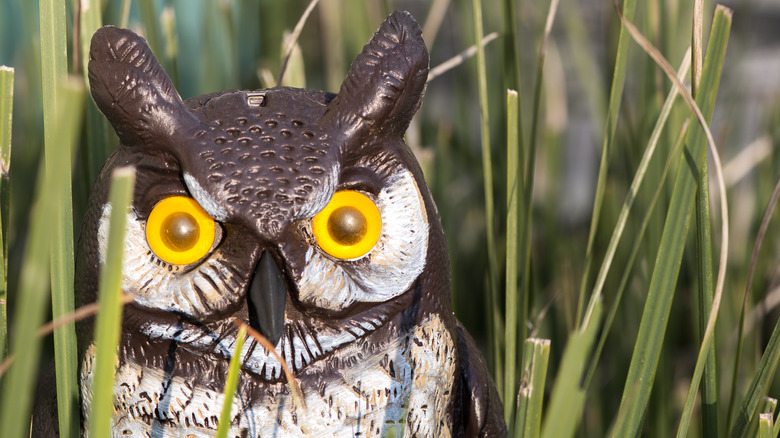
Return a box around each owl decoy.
[54,10,505,437]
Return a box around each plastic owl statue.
[38,10,505,438]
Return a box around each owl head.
[77,11,452,383]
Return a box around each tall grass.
[87,167,134,437]
[40,0,81,435]
[2,0,780,436]
[611,6,731,436]
[0,66,12,364]
[472,0,502,392]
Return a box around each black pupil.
[161,212,200,251]
[327,206,367,245]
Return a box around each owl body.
[44,10,505,438]
[81,312,458,437]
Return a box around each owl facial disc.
[248,251,287,346]
[88,11,433,382]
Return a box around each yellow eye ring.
[312,190,382,260]
[146,196,216,265]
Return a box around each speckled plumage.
[33,10,505,438]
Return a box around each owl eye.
[312,190,382,260]
[146,196,217,265]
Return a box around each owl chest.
[81,314,457,437]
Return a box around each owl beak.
[247,251,287,347]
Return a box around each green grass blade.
[765,397,778,438]
[611,7,731,437]
[540,300,602,438]
[0,66,12,362]
[586,122,690,399]
[583,49,691,389]
[764,398,778,420]
[515,2,560,406]
[504,89,519,425]
[527,0,559,192]
[88,167,136,437]
[215,325,247,438]
[729,168,780,431]
[137,0,163,64]
[79,0,114,206]
[39,0,81,434]
[78,0,102,85]
[575,0,638,327]
[39,0,67,130]
[515,338,551,438]
[774,409,780,438]
[77,0,108,193]
[672,8,734,438]
[692,0,704,96]
[0,162,52,438]
[76,0,115,201]
[501,0,523,198]
[0,73,81,438]
[731,312,780,436]
[501,0,520,95]
[472,0,502,392]
[0,79,82,438]
[761,414,774,438]
[49,78,85,438]
[691,153,718,438]
[729,181,780,432]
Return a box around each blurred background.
[2,0,780,435]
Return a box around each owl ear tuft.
[323,11,429,154]
[88,26,196,148]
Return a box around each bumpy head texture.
[74,10,505,437]
[88,12,428,241]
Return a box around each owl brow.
[336,166,382,195]
[125,161,187,214]
[183,172,229,221]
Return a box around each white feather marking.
[99,201,240,317]
[297,167,429,311]
[183,172,229,221]
[292,334,310,370]
[302,327,323,357]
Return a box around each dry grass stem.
[37,293,137,338]
[276,0,320,86]
[0,293,136,379]
[723,136,772,187]
[541,0,560,58]
[232,320,308,415]
[428,32,499,81]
